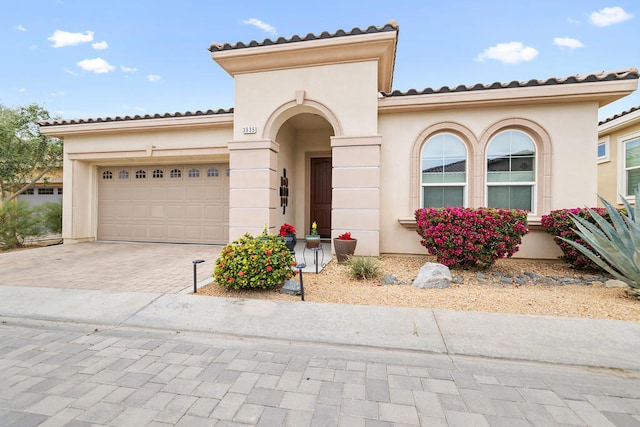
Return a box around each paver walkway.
[1,318,639,427]
[0,242,221,294]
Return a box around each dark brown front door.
[310,157,332,237]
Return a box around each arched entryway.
[274,111,335,238]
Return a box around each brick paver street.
[1,319,639,426]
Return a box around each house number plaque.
[242,126,257,134]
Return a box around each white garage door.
[98,164,229,244]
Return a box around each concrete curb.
[1,285,638,371]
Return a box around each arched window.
[207,167,219,177]
[152,169,164,179]
[421,133,467,208]
[170,168,182,178]
[118,170,129,179]
[486,130,535,211]
[135,170,146,179]
[102,170,113,180]
[188,168,200,178]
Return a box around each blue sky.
[2,1,638,122]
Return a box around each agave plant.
[559,187,640,294]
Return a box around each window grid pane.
[486,130,535,211]
[421,133,467,207]
[423,186,464,208]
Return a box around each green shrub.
[560,189,640,295]
[415,207,529,268]
[345,256,382,280]
[540,207,625,270]
[36,201,62,234]
[214,233,297,290]
[0,200,44,249]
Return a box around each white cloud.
[19,88,26,93]
[92,41,108,50]
[49,90,65,97]
[48,30,94,47]
[475,42,538,64]
[77,58,116,74]
[242,18,277,36]
[147,74,161,82]
[64,68,80,76]
[120,65,137,73]
[553,37,584,50]
[13,25,26,32]
[589,6,633,27]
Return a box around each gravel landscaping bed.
[197,255,640,322]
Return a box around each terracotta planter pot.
[305,235,321,248]
[334,238,357,263]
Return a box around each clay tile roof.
[208,21,399,52]
[38,108,234,127]
[382,68,639,98]
[599,104,640,126]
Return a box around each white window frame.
[597,136,610,164]
[420,133,468,209]
[618,130,640,202]
[485,130,537,213]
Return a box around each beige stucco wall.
[61,125,232,242]
[598,117,640,206]
[378,102,598,258]
[234,61,379,139]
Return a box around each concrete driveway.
[0,242,222,293]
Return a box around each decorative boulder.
[280,279,301,295]
[412,262,452,289]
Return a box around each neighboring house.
[16,167,63,207]
[597,105,640,206]
[39,22,638,259]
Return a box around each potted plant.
[305,221,321,248]
[333,232,357,263]
[279,223,297,252]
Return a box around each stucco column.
[331,135,381,256]
[228,139,279,241]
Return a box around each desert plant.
[0,200,44,249]
[213,233,297,290]
[36,201,63,234]
[541,207,624,270]
[415,207,529,268]
[345,256,382,280]
[559,189,640,294]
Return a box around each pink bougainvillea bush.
[415,207,529,268]
[214,233,297,290]
[541,207,624,270]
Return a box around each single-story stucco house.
[597,105,640,206]
[39,21,639,259]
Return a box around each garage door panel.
[167,187,185,200]
[185,205,203,219]
[99,164,228,244]
[132,205,150,219]
[167,205,185,219]
[150,205,164,218]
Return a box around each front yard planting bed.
[196,255,640,322]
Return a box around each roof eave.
[211,30,398,93]
[378,79,639,113]
[39,113,234,137]
[598,108,640,134]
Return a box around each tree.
[0,102,63,202]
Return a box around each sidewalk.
[1,285,638,372]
